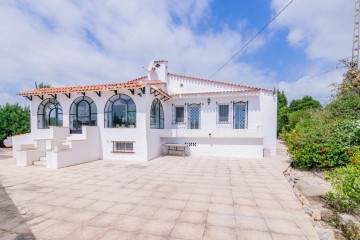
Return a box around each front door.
[188,104,200,129]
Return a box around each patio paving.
[0,144,318,240]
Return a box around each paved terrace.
[0,144,318,240]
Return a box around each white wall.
[162,137,263,158]
[47,126,101,168]
[167,94,262,130]
[146,87,170,160]
[259,91,277,156]
[168,76,247,94]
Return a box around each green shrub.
[324,148,360,213]
[0,103,30,147]
[326,91,360,120]
[287,109,310,131]
[285,112,360,169]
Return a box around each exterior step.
[33,160,46,166]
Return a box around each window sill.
[172,122,186,125]
[111,151,135,154]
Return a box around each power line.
[208,0,296,79]
[290,67,338,83]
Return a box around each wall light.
[207,98,211,105]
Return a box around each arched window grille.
[37,98,63,129]
[69,96,97,134]
[104,94,136,128]
[150,98,164,129]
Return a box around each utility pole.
[352,0,360,69]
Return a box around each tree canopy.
[0,103,30,147]
[38,82,51,88]
[288,95,322,112]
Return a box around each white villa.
[13,60,277,169]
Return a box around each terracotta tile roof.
[17,76,161,96]
[168,73,274,92]
[171,89,258,97]
[156,88,171,98]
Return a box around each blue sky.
[0,0,353,105]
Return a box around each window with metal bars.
[233,101,248,129]
[112,141,134,153]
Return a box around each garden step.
[33,160,46,166]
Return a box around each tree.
[336,59,360,95]
[278,90,288,109]
[0,103,30,147]
[277,90,289,135]
[326,59,360,120]
[38,82,51,88]
[289,95,322,112]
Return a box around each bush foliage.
[0,103,30,146]
[280,59,360,213]
[285,113,360,169]
[324,148,360,213]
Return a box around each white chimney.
[147,60,168,83]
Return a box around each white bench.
[163,143,188,156]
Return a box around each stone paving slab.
[0,145,318,240]
[0,184,36,240]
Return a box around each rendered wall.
[146,89,170,160]
[167,76,246,94]
[162,137,263,158]
[47,126,101,168]
[259,91,277,156]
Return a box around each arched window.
[104,94,136,128]
[37,98,63,129]
[150,98,164,129]
[70,96,97,134]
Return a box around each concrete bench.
[163,143,188,156]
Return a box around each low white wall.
[162,137,263,158]
[147,129,164,160]
[260,91,277,156]
[12,133,35,164]
[47,126,101,169]
[17,149,46,167]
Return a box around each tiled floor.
[0,146,318,240]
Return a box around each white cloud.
[0,0,277,104]
[271,0,353,104]
[0,0,354,107]
[271,0,353,61]
[279,69,343,105]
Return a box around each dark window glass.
[104,94,136,128]
[150,98,164,129]
[37,98,63,129]
[219,105,229,122]
[175,107,184,123]
[69,96,97,134]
